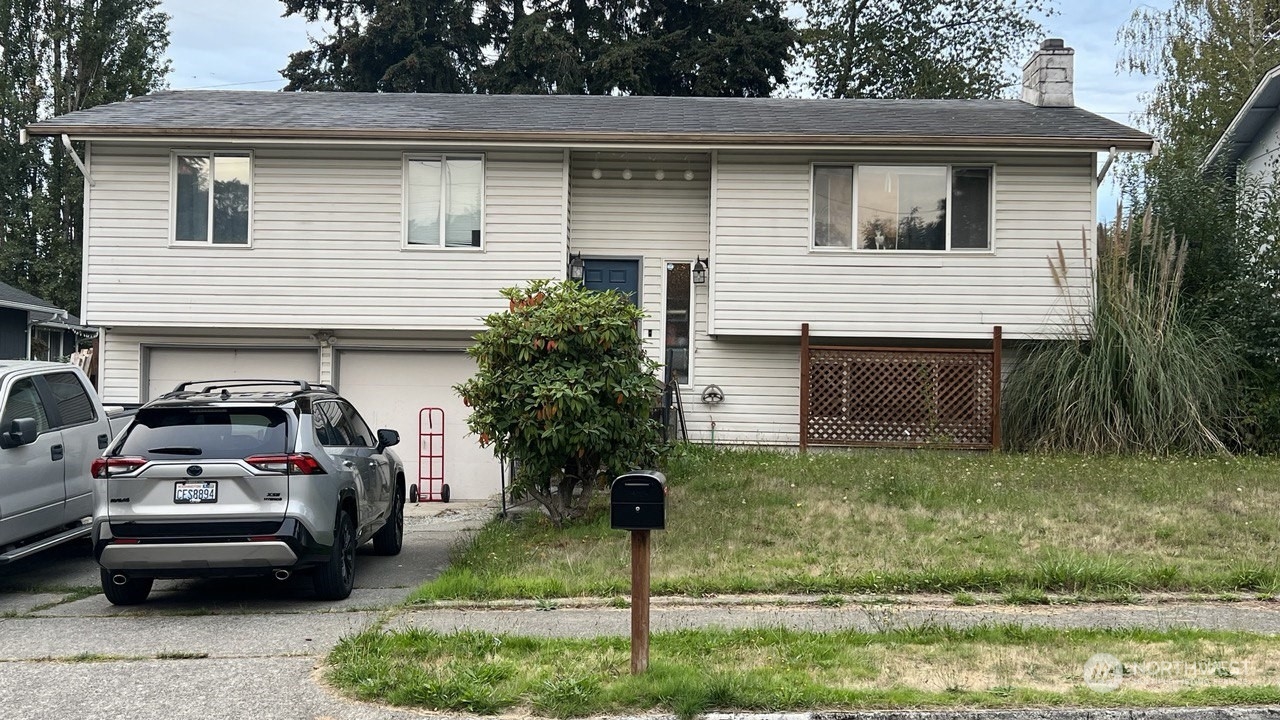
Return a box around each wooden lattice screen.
[799,324,1002,451]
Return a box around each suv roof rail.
[165,379,337,397]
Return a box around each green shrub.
[456,280,664,525]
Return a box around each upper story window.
[404,154,483,249]
[813,164,992,251]
[172,152,252,245]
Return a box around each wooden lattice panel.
[805,348,994,449]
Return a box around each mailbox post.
[611,470,666,674]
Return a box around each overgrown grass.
[327,624,1280,717]
[412,447,1280,601]
[1003,209,1243,454]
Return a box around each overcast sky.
[158,0,1171,212]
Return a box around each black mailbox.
[611,471,666,531]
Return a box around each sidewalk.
[393,596,1280,636]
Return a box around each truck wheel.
[100,569,152,606]
[372,486,404,556]
[313,510,356,601]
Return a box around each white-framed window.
[812,163,993,251]
[29,327,64,362]
[171,151,253,245]
[403,154,484,249]
[664,262,693,386]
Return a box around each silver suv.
[91,380,405,605]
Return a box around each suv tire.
[372,486,404,556]
[313,510,356,600]
[100,569,153,606]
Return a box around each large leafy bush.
[456,280,664,525]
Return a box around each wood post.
[799,323,810,452]
[631,529,651,674]
[991,325,1003,452]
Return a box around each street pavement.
[0,500,491,720]
[6,504,1280,719]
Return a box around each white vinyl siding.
[568,152,800,445]
[713,151,1096,340]
[84,145,564,331]
[568,153,710,365]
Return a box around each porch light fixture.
[591,167,602,180]
[654,169,665,181]
[684,169,694,181]
[692,256,709,284]
[622,168,633,180]
[568,252,585,282]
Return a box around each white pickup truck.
[0,361,132,564]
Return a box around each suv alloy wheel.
[313,510,356,600]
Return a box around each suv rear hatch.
[100,406,299,533]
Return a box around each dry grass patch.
[412,448,1280,601]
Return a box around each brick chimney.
[1021,38,1074,107]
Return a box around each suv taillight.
[91,456,148,478]
[245,453,326,475]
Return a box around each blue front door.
[582,259,639,305]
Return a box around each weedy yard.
[327,625,1280,717]
[412,447,1280,601]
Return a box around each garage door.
[146,347,321,400]
[335,349,498,501]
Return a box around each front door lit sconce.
[569,252,585,282]
[692,256,709,284]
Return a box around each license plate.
[174,481,217,504]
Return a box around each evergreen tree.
[0,0,169,314]
[283,0,797,97]
[600,0,796,96]
[281,0,489,92]
[798,0,1050,99]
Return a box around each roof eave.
[1204,63,1280,171]
[26,124,1155,152]
[0,299,65,315]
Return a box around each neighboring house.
[26,40,1153,499]
[0,280,85,362]
[1205,63,1280,180]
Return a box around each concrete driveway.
[0,501,493,720]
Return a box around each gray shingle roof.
[0,280,62,314]
[28,91,1153,151]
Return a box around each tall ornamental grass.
[1003,208,1242,454]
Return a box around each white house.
[1205,62,1280,181]
[27,40,1152,500]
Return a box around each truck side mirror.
[0,417,38,449]
[375,428,400,452]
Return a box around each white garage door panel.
[147,348,320,401]
[336,350,498,501]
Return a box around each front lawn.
[328,624,1280,717]
[412,448,1280,601]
